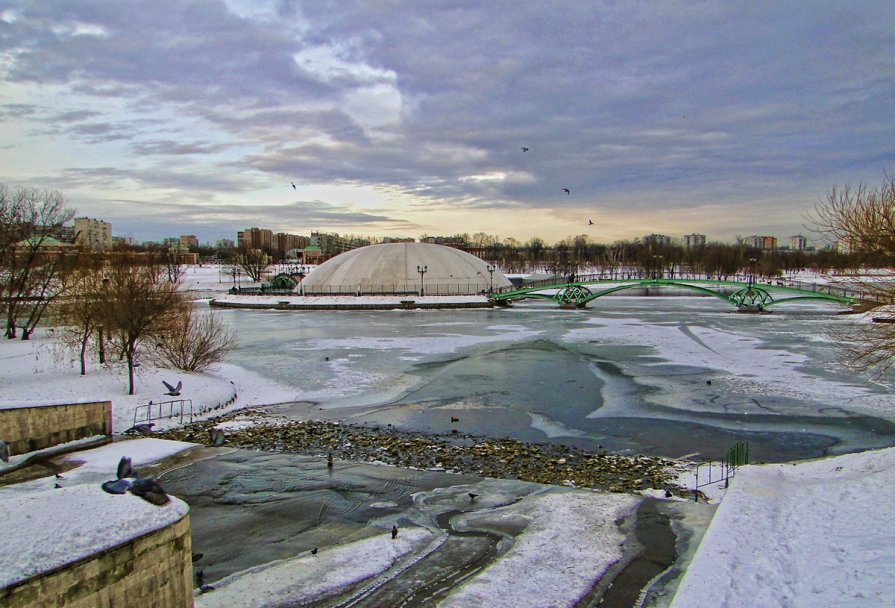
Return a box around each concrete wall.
[0,401,112,456]
[0,514,193,608]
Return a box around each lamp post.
[652,255,663,279]
[417,265,428,296]
[486,264,495,294]
[749,257,757,287]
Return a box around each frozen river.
[220,296,895,463]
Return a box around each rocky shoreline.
[157,411,684,494]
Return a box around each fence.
[133,399,193,426]
[693,441,749,501]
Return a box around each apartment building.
[74,217,113,252]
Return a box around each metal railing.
[133,399,194,426]
[693,441,749,501]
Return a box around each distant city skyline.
[1,2,893,244]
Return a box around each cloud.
[0,1,893,243]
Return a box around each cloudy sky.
[1,1,893,245]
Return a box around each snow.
[671,447,895,607]
[0,437,194,588]
[2,265,895,605]
[195,528,436,607]
[441,490,639,608]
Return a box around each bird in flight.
[521,147,529,152]
[562,188,570,195]
[291,181,296,189]
[588,219,594,225]
[163,380,182,396]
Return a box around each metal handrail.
[133,398,193,426]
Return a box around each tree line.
[0,185,234,394]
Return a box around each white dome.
[301,243,512,295]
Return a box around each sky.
[1,1,893,246]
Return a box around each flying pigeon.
[291,181,296,189]
[521,147,529,152]
[117,456,135,480]
[562,188,570,195]
[588,219,594,225]
[163,380,182,396]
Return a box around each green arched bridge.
[489,277,864,311]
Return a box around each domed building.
[300,242,512,295]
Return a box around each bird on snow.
[129,478,170,506]
[391,525,398,539]
[562,188,570,195]
[163,380,182,396]
[311,548,318,556]
[468,492,478,502]
[450,416,460,423]
[521,147,529,152]
[127,422,155,436]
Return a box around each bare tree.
[0,185,76,338]
[151,304,235,372]
[57,254,107,375]
[235,246,271,282]
[809,174,895,375]
[99,256,183,394]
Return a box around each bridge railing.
[133,399,194,426]
[498,275,866,302]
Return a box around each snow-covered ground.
[671,448,895,607]
[2,264,894,606]
[0,438,194,589]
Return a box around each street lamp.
[486,264,495,294]
[749,257,758,287]
[652,255,663,279]
[417,265,428,296]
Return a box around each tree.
[99,256,183,394]
[809,174,895,375]
[57,254,107,375]
[151,304,235,372]
[235,246,271,282]
[0,185,76,338]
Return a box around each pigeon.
[117,456,135,480]
[55,473,64,479]
[127,423,155,436]
[311,548,318,556]
[450,416,459,423]
[163,380,182,396]
[588,219,594,225]
[468,492,478,502]
[292,181,296,190]
[391,525,398,539]
[101,478,133,494]
[327,452,333,468]
[129,478,170,506]
[209,428,226,447]
[192,553,204,563]
[562,188,570,195]
[0,440,8,464]
[54,483,62,489]
[521,147,529,152]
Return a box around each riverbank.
[158,409,684,493]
